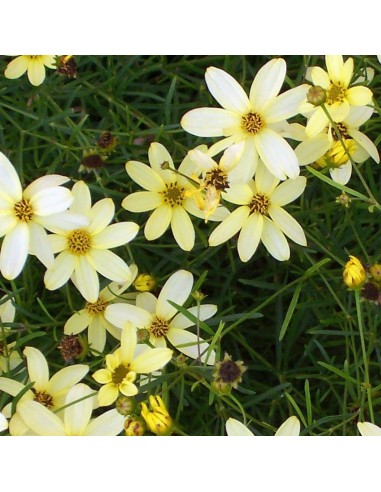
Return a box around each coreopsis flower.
[357,421,381,436]
[0,152,85,280]
[122,142,228,251]
[4,55,56,86]
[343,255,366,289]
[0,346,89,435]
[0,411,8,432]
[105,269,217,365]
[301,55,373,137]
[44,180,139,303]
[208,160,307,262]
[295,106,379,185]
[92,324,173,406]
[226,416,300,436]
[187,142,245,221]
[15,383,125,436]
[141,394,174,436]
[181,59,309,181]
[64,264,138,353]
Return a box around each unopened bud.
[307,85,326,106]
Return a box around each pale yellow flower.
[92,324,173,406]
[4,55,56,86]
[226,416,300,436]
[44,180,139,303]
[301,55,373,137]
[181,59,309,180]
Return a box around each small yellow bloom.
[343,255,366,289]
[4,55,56,86]
[141,395,173,436]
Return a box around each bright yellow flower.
[4,55,56,86]
[92,324,172,406]
[343,255,366,289]
[141,395,173,435]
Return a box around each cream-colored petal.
[265,84,310,123]
[27,222,54,269]
[344,106,373,127]
[87,198,114,235]
[0,152,22,201]
[0,377,27,397]
[120,380,139,397]
[171,206,195,251]
[120,324,137,364]
[157,269,193,321]
[255,160,279,195]
[24,346,50,391]
[92,222,138,249]
[0,412,8,432]
[97,383,119,406]
[249,58,286,111]
[310,66,330,89]
[171,304,217,330]
[0,212,17,238]
[73,256,99,302]
[341,57,354,87]
[29,187,72,216]
[181,108,241,137]
[105,303,152,329]
[47,365,89,395]
[205,66,251,113]
[255,129,299,180]
[294,134,331,166]
[305,108,329,137]
[70,181,92,215]
[226,418,254,436]
[23,174,70,198]
[27,59,46,86]
[0,298,15,324]
[349,129,380,163]
[261,216,290,261]
[87,249,132,283]
[63,384,93,435]
[38,211,90,234]
[148,142,176,183]
[136,292,158,313]
[167,328,215,365]
[122,191,163,212]
[84,408,125,436]
[44,251,76,290]
[131,347,172,373]
[325,55,344,84]
[275,416,300,436]
[357,421,381,436]
[268,205,306,246]
[88,317,107,353]
[227,137,258,183]
[329,162,352,185]
[125,160,165,192]
[188,148,215,171]
[17,400,65,435]
[329,101,350,122]
[4,56,29,79]
[208,206,250,246]
[237,213,263,262]
[93,368,112,384]
[270,176,306,206]
[223,183,253,205]
[64,310,91,335]
[41,56,57,69]
[0,222,29,280]
[144,204,172,240]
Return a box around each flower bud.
[369,264,381,283]
[307,85,326,106]
[124,417,146,436]
[133,273,156,292]
[343,255,367,289]
[115,396,136,416]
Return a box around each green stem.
[354,289,374,423]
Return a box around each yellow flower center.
[326,83,347,105]
[162,183,185,207]
[34,391,53,408]
[85,297,109,316]
[67,229,91,255]
[241,112,264,135]
[149,316,170,338]
[14,198,33,222]
[204,167,230,191]
[249,193,270,215]
[111,364,135,385]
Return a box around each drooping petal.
[269,176,307,206]
[275,416,300,436]
[47,365,89,395]
[4,56,29,79]
[171,206,195,251]
[87,198,114,235]
[64,310,91,335]
[205,66,251,114]
[44,251,76,290]
[0,152,22,201]
[27,59,46,86]
[105,303,152,329]
[167,328,215,365]
[171,304,218,330]
[131,347,172,373]
[24,346,50,391]
[29,187,72,216]
[226,418,254,436]
[122,191,163,212]
[268,205,306,246]
[63,384,93,435]
[17,400,65,436]
[144,204,172,240]
[84,408,125,436]
[249,58,286,111]
[74,256,99,302]
[237,213,263,262]
[0,222,29,280]
[181,108,241,137]
[88,249,132,283]
[265,84,310,123]
[91,222,139,249]
[208,206,250,246]
[261,216,290,261]
[125,161,165,192]
[254,129,299,180]
[156,270,193,321]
